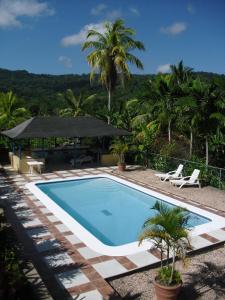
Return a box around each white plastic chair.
[155,164,183,182]
[170,169,201,189]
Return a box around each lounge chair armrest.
[182,176,191,180]
[168,170,176,175]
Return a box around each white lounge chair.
[170,169,201,189]
[155,164,183,181]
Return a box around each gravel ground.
[109,168,225,299]
[109,246,225,300]
[113,168,225,212]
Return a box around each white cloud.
[106,9,122,20]
[61,22,106,47]
[0,0,54,28]
[90,3,107,16]
[156,64,171,73]
[129,7,140,16]
[58,56,72,68]
[160,22,187,35]
[187,3,195,14]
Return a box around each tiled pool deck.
[1,165,225,300]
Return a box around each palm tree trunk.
[206,136,209,165]
[107,88,111,124]
[168,119,171,143]
[169,249,176,285]
[190,129,193,158]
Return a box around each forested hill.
[0,68,151,114]
[0,68,152,99]
[0,67,224,115]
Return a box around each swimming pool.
[26,174,225,256]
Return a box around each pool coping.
[26,173,225,257]
[2,165,225,300]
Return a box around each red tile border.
[200,233,220,243]
[2,165,225,300]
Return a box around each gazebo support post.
[12,141,15,154]
[18,144,22,159]
[73,137,77,169]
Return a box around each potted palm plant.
[139,201,191,300]
[110,140,128,171]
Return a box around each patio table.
[27,161,44,174]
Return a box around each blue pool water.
[37,177,210,246]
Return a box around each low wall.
[9,153,44,173]
[100,154,118,166]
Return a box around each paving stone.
[29,195,38,200]
[35,238,61,252]
[78,247,102,259]
[34,201,44,207]
[56,223,70,233]
[190,236,213,249]
[92,259,127,278]
[65,234,81,245]
[56,269,90,289]
[15,209,35,219]
[127,251,159,267]
[44,252,74,268]
[26,227,51,239]
[207,229,225,241]
[40,207,51,214]
[23,190,32,195]
[73,289,103,300]
[76,172,89,176]
[22,218,42,228]
[45,175,59,179]
[12,202,28,210]
[12,179,26,183]
[47,215,60,223]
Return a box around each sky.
[0,0,225,75]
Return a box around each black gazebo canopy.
[1,116,131,139]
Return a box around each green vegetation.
[110,140,129,165]
[139,201,190,286]
[57,89,96,117]
[0,19,224,172]
[0,91,29,130]
[0,208,35,299]
[82,19,145,124]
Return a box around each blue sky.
[1,0,225,75]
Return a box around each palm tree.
[58,89,96,117]
[176,79,202,157]
[0,91,29,130]
[139,201,190,285]
[170,60,193,85]
[110,140,129,165]
[196,82,222,165]
[150,75,179,143]
[82,19,145,124]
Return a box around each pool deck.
[1,165,225,300]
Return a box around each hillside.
[0,68,151,114]
[0,68,224,115]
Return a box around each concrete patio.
[1,165,225,300]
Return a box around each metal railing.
[127,151,225,190]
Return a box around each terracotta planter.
[154,279,182,300]
[118,163,126,172]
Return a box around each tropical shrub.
[110,140,129,164]
[139,201,191,286]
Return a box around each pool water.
[37,177,210,246]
